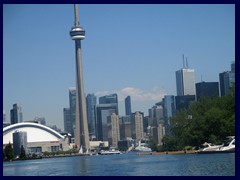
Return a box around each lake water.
[3,152,235,176]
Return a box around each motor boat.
[99,147,122,155]
[219,136,235,152]
[196,142,223,153]
[133,141,152,152]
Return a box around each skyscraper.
[131,111,144,140]
[125,96,132,116]
[107,113,120,148]
[219,61,235,96]
[175,95,196,111]
[162,95,175,127]
[99,93,119,115]
[95,104,118,141]
[63,108,72,134]
[86,94,97,136]
[196,82,219,100]
[69,4,89,150]
[176,67,196,96]
[13,131,27,158]
[69,87,76,137]
[10,103,23,124]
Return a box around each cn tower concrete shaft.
[70,4,89,151]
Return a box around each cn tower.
[69,4,89,151]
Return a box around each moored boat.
[196,142,223,153]
[99,148,122,155]
[219,136,235,152]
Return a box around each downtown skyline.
[3,4,235,129]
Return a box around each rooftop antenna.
[182,54,185,68]
[186,57,189,68]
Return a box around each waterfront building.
[10,103,23,125]
[176,67,196,96]
[13,131,27,158]
[4,122,70,153]
[95,104,118,141]
[196,82,219,100]
[86,94,97,137]
[107,113,120,148]
[63,108,72,134]
[69,87,76,137]
[125,96,132,116]
[131,111,144,141]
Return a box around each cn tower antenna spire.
[74,4,80,26]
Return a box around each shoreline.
[137,150,196,156]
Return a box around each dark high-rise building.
[13,131,27,158]
[196,82,219,100]
[95,104,118,141]
[99,93,119,114]
[175,95,196,111]
[219,61,235,96]
[63,108,72,134]
[125,96,132,116]
[10,103,23,125]
[69,87,76,137]
[162,95,175,130]
[119,116,131,140]
[69,4,89,150]
[86,94,97,136]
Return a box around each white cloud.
[95,86,166,102]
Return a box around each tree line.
[151,85,235,152]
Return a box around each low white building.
[3,122,70,153]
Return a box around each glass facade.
[176,68,196,96]
[13,131,27,157]
[196,82,219,100]
[125,96,132,116]
[10,104,23,125]
[95,104,118,141]
[63,108,72,134]
[86,94,97,136]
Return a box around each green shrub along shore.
[149,85,235,152]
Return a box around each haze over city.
[3,4,235,130]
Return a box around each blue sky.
[3,4,235,130]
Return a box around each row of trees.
[3,142,27,161]
[151,86,235,152]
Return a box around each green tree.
[4,142,14,161]
[19,145,27,159]
[162,87,235,151]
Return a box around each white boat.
[99,148,122,155]
[219,136,235,152]
[79,146,83,154]
[133,141,152,152]
[197,142,223,152]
